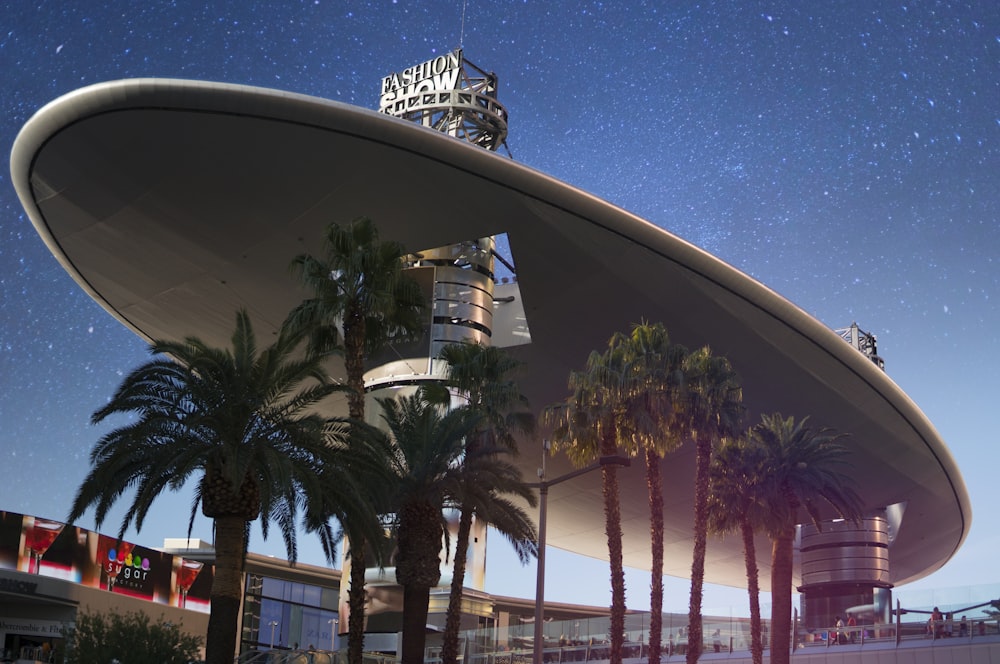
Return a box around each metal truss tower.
[379,49,508,152]
[836,322,885,371]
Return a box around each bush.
[62,609,203,664]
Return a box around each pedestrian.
[960,615,968,637]
[712,629,722,653]
[931,607,943,639]
[834,616,844,644]
[847,614,857,643]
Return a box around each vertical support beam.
[533,483,549,664]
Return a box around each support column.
[798,511,893,634]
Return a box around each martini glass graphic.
[24,518,64,574]
[176,559,204,608]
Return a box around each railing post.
[896,599,903,648]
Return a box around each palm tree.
[614,323,687,664]
[750,413,864,664]
[545,339,634,664]
[67,310,373,664]
[707,434,770,664]
[287,216,426,664]
[681,347,744,664]
[438,342,537,664]
[374,390,481,664]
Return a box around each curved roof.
[10,78,970,589]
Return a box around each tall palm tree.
[750,413,864,664]
[545,340,634,664]
[67,310,373,664]
[681,347,744,664]
[614,323,687,664]
[374,390,481,664]
[438,342,537,664]
[707,434,770,664]
[287,216,426,664]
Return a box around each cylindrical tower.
[340,52,523,645]
[798,511,893,631]
[363,237,498,396]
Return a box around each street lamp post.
[531,442,630,664]
[328,618,338,651]
[269,620,279,648]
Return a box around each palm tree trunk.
[343,306,366,422]
[441,506,474,664]
[347,543,367,664]
[401,583,432,664]
[740,517,763,664]
[687,434,711,664]
[344,307,367,664]
[602,432,626,664]
[645,449,664,664]
[205,515,247,664]
[769,528,795,664]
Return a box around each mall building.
[0,512,617,660]
[9,51,971,659]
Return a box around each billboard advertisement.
[0,511,212,612]
[336,512,487,633]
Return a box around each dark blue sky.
[1,1,997,610]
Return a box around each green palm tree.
[614,323,687,664]
[545,340,634,664]
[374,390,481,664]
[750,413,864,664]
[681,347,744,664]
[67,310,370,664]
[287,216,427,664]
[707,434,770,664]
[438,342,537,664]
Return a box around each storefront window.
[242,574,339,654]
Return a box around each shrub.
[62,608,203,664]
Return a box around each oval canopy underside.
[11,78,970,590]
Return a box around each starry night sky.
[1,1,998,611]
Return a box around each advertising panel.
[336,511,487,633]
[0,511,212,613]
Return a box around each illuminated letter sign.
[379,50,463,114]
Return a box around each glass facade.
[799,584,892,632]
[241,573,340,654]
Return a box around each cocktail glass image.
[176,558,204,608]
[25,518,64,574]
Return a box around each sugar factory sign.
[380,50,463,113]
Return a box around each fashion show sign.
[379,49,463,113]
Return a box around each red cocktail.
[176,559,204,608]
[25,518,64,574]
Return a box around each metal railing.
[234,584,1000,664]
